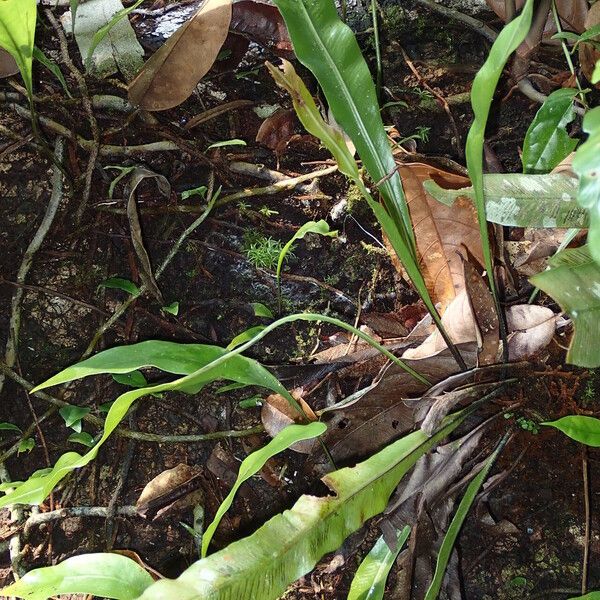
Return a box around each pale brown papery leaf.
[399,163,483,312]
[129,0,232,110]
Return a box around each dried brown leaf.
[230,0,292,56]
[462,255,499,365]
[128,0,232,111]
[399,163,483,312]
[136,464,203,520]
[0,48,18,78]
[125,168,171,304]
[506,305,555,360]
[261,388,318,453]
[255,108,295,152]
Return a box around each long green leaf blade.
[135,412,469,600]
[465,0,534,299]
[202,422,327,556]
[270,0,413,245]
[423,173,585,228]
[542,415,600,447]
[424,435,505,600]
[0,553,153,600]
[2,314,426,509]
[347,526,410,600]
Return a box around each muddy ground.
[0,1,598,599]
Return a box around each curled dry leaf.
[506,305,556,361]
[462,255,499,366]
[255,108,296,153]
[261,388,318,453]
[125,168,171,303]
[230,0,292,56]
[403,295,556,361]
[136,463,203,520]
[398,163,483,312]
[402,290,478,360]
[129,0,232,111]
[0,48,19,78]
[580,2,600,85]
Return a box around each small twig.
[8,103,186,156]
[97,166,339,215]
[0,464,26,578]
[105,411,137,548]
[0,138,65,396]
[582,446,590,595]
[44,9,100,224]
[83,180,217,357]
[23,506,139,538]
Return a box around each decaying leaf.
[399,163,483,312]
[402,291,478,360]
[64,0,144,80]
[0,48,19,78]
[462,255,499,366]
[129,0,232,110]
[255,108,296,153]
[580,2,600,85]
[506,305,556,361]
[136,463,203,520]
[125,168,171,304]
[230,0,292,56]
[403,294,555,361]
[261,388,318,453]
[313,345,478,470]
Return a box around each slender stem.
[371,0,382,102]
[582,447,590,595]
[550,0,587,108]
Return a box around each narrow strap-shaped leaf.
[347,526,410,600]
[271,0,414,249]
[135,411,470,600]
[0,314,427,509]
[202,422,327,556]
[0,553,153,600]
[423,434,507,600]
[423,174,585,228]
[465,0,534,302]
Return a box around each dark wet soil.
[0,1,598,599]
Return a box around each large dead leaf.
[403,293,555,361]
[485,0,587,33]
[128,0,232,111]
[398,163,483,312]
